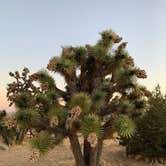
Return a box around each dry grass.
[0,139,164,166]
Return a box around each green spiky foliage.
[81,114,103,137]
[7,29,150,166]
[30,131,55,155]
[92,90,106,112]
[121,85,166,163]
[70,93,91,113]
[114,115,135,138]
[15,109,40,128]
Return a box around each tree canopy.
[6,29,150,166]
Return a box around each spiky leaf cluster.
[15,109,40,128]
[81,114,103,137]
[92,90,106,112]
[114,115,136,138]
[70,93,91,113]
[49,108,68,126]
[30,131,54,155]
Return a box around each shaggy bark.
[84,139,91,165]
[84,138,103,166]
[96,139,103,166]
[69,134,85,166]
[89,146,98,166]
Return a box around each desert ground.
[0,139,164,166]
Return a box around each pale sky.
[0,0,166,110]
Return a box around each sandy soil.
[0,139,164,166]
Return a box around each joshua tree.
[0,110,17,145]
[7,29,150,166]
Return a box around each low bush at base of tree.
[121,85,166,163]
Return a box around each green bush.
[122,85,166,161]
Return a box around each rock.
[134,155,142,160]
[0,144,8,150]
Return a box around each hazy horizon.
[0,0,166,111]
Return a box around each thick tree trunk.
[89,146,98,166]
[69,135,103,166]
[69,134,85,166]
[96,139,103,166]
[84,138,103,166]
[84,139,91,165]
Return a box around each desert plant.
[0,110,17,145]
[121,85,166,163]
[7,29,150,166]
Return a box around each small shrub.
[122,85,166,162]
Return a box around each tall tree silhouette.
[7,29,150,166]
